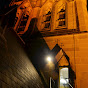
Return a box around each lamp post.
[46,56,52,88]
[46,56,55,88]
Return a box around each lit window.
[59,67,69,88]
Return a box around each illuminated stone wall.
[44,33,88,88]
[9,0,88,35]
[7,0,88,88]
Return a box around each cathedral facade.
[8,0,88,88]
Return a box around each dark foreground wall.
[0,28,44,88]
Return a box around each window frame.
[41,11,51,31]
[55,5,67,30]
[58,66,70,88]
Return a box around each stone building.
[0,0,88,88]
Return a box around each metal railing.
[50,77,55,88]
[50,77,73,88]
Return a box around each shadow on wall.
[0,26,45,88]
[21,18,51,69]
[21,18,52,88]
[21,18,59,88]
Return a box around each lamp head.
[47,56,52,62]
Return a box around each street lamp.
[46,56,52,63]
[46,55,74,88]
[46,56,55,88]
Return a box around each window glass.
[41,11,51,30]
[56,5,66,29]
[59,67,69,88]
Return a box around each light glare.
[60,79,67,84]
[47,57,52,62]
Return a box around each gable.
[58,55,69,66]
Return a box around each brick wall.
[0,28,44,88]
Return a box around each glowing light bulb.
[47,57,52,62]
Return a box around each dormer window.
[56,6,66,29]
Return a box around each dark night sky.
[0,0,12,9]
